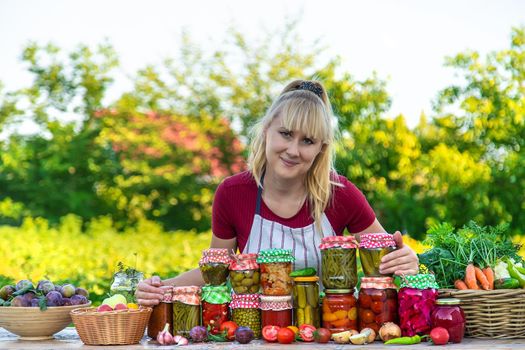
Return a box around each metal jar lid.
[324,288,354,294]
[435,298,461,305]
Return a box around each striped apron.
[242,183,336,277]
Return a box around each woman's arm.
[135,235,237,306]
[354,218,419,276]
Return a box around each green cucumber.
[494,277,520,289]
[290,267,317,277]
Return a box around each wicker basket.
[70,306,152,345]
[439,289,525,339]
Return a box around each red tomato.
[277,327,295,344]
[262,325,280,342]
[371,301,383,314]
[313,327,331,343]
[298,324,316,342]
[219,321,238,340]
[430,327,449,345]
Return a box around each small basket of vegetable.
[420,221,525,339]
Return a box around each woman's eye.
[279,131,292,138]
[303,138,314,145]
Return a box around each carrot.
[475,266,490,290]
[482,266,495,290]
[465,263,480,289]
[454,279,468,290]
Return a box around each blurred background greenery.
[1,22,524,303]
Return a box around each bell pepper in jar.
[322,289,358,333]
[358,233,396,277]
[256,249,295,296]
[320,236,358,289]
[201,285,231,334]
[199,248,231,286]
[358,277,398,335]
[229,253,260,294]
[398,274,439,337]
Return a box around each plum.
[54,285,62,292]
[60,284,76,298]
[31,298,40,307]
[70,295,88,305]
[37,281,55,295]
[22,292,36,304]
[16,280,34,291]
[62,297,72,306]
[11,295,30,307]
[189,326,208,342]
[46,291,63,306]
[235,326,254,344]
[0,285,15,300]
[75,287,89,298]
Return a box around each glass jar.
[229,253,260,294]
[320,236,358,289]
[199,248,231,285]
[230,293,261,338]
[322,289,358,333]
[201,285,231,334]
[358,233,396,277]
[358,277,398,335]
[260,295,292,328]
[431,298,465,343]
[147,286,173,338]
[398,274,439,337]
[293,276,320,328]
[110,269,144,303]
[257,249,295,296]
[172,286,201,337]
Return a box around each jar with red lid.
[199,249,231,286]
[322,289,358,333]
[260,295,292,328]
[230,293,261,338]
[398,274,439,337]
[172,286,201,337]
[293,276,320,328]
[358,233,396,277]
[431,298,465,343]
[229,253,260,294]
[201,285,231,334]
[358,276,398,335]
[320,236,358,289]
[147,286,173,338]
[256,249,295,296]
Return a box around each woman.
[136,80,418,306]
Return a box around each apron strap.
[255,172,265,215]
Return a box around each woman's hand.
[135,276,164,306]
[380,231,419,276]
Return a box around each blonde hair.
[248,80,340,233]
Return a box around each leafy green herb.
[418,221,521,288]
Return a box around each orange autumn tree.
[94,108,245,230]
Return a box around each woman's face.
[264,114,324,182]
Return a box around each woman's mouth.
[280,157,299,167]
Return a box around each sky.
[1,0,524,129]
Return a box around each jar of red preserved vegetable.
[256,249,295,296]
[431,298,465,343]
[147,286,173,338]
[358,233,396,277]
[229,253,260,294]
[398,274,439,337]
[358,277,398,335]
[260,295,292,328]
[322,289,358,333]
[201,285,231,334]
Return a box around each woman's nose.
[286,139,300,156]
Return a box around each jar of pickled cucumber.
[358,233,396,277]
[398,274,439,337]
[256,249,295,296]
[293,276,320,328]
[230,293,261,338]
[229,253,260,294]
[322,289,357,333]
[199,249,231,285]
[147,286,173,338]
[358,277,398,336]
[320,236,358,289]
[172,286,201,337]
[260,295,292,328]
[201,285,231,335]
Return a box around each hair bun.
[297,81,323,99]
